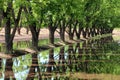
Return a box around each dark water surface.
[0,36,120,80]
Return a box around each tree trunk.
[68,24,74,40]
[69,33,74,40]
[17,21,22,35]
[60,27,65,42]
[31,33,39,49]
[76,24,83,39]
[82,29,86,38]
[29,25,40,50]
[49,27,55,44]
[88,28,91,37]
[4,3,22,54]
[5,14,13,54]
[17,28,21,35]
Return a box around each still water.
[0,36,120,80]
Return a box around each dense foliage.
[0,0,120,53]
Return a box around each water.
[0,36,120,80]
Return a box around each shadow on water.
[0,36,120,80]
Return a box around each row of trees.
[0,0,120,54]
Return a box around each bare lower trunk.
[29,25,40,50]
[5,16,13,54]
[49,28,55,44]
[76,26,83,39]
[17,27,21,35]
[60,27,65,42]
[82,29,86,38]
[31,34,39,49]
[69,33,74,40]
[68,24,74,40]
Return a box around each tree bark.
[76,23,83,39]
[82,28,86,38]
[24,5,41,50]
[4,12,13,54]
[60,26,65,42]
[29,24,40,50]
[68,23,74,40]
[3,2,22,54]
[49,27,55,44]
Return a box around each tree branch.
[10,6,23,43]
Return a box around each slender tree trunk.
[88,28,91,37]
[93,28,96,36]
[60,20,66,42]
[82,28,86,38]
[4,13,13,54]
[69,33,74,40]
[76,23,83,39]
[60,26,65,42]
[68,23,74,40]
[17,21,22,35]
[49,27,55,44]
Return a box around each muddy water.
[0,36,120,80]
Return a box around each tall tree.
[24,0,46,50]
[2,0,22,54]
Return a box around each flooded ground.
[0,35,120,80]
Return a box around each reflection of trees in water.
[26,53,41,80]
[47,49,55,72]
[3,36,120,79]
[4,59,16,80]
[58,46,66,72]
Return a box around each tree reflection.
[26,53,41,80]
[58,46,66,72]
[47,49,55,72]
[4,58,16,80]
